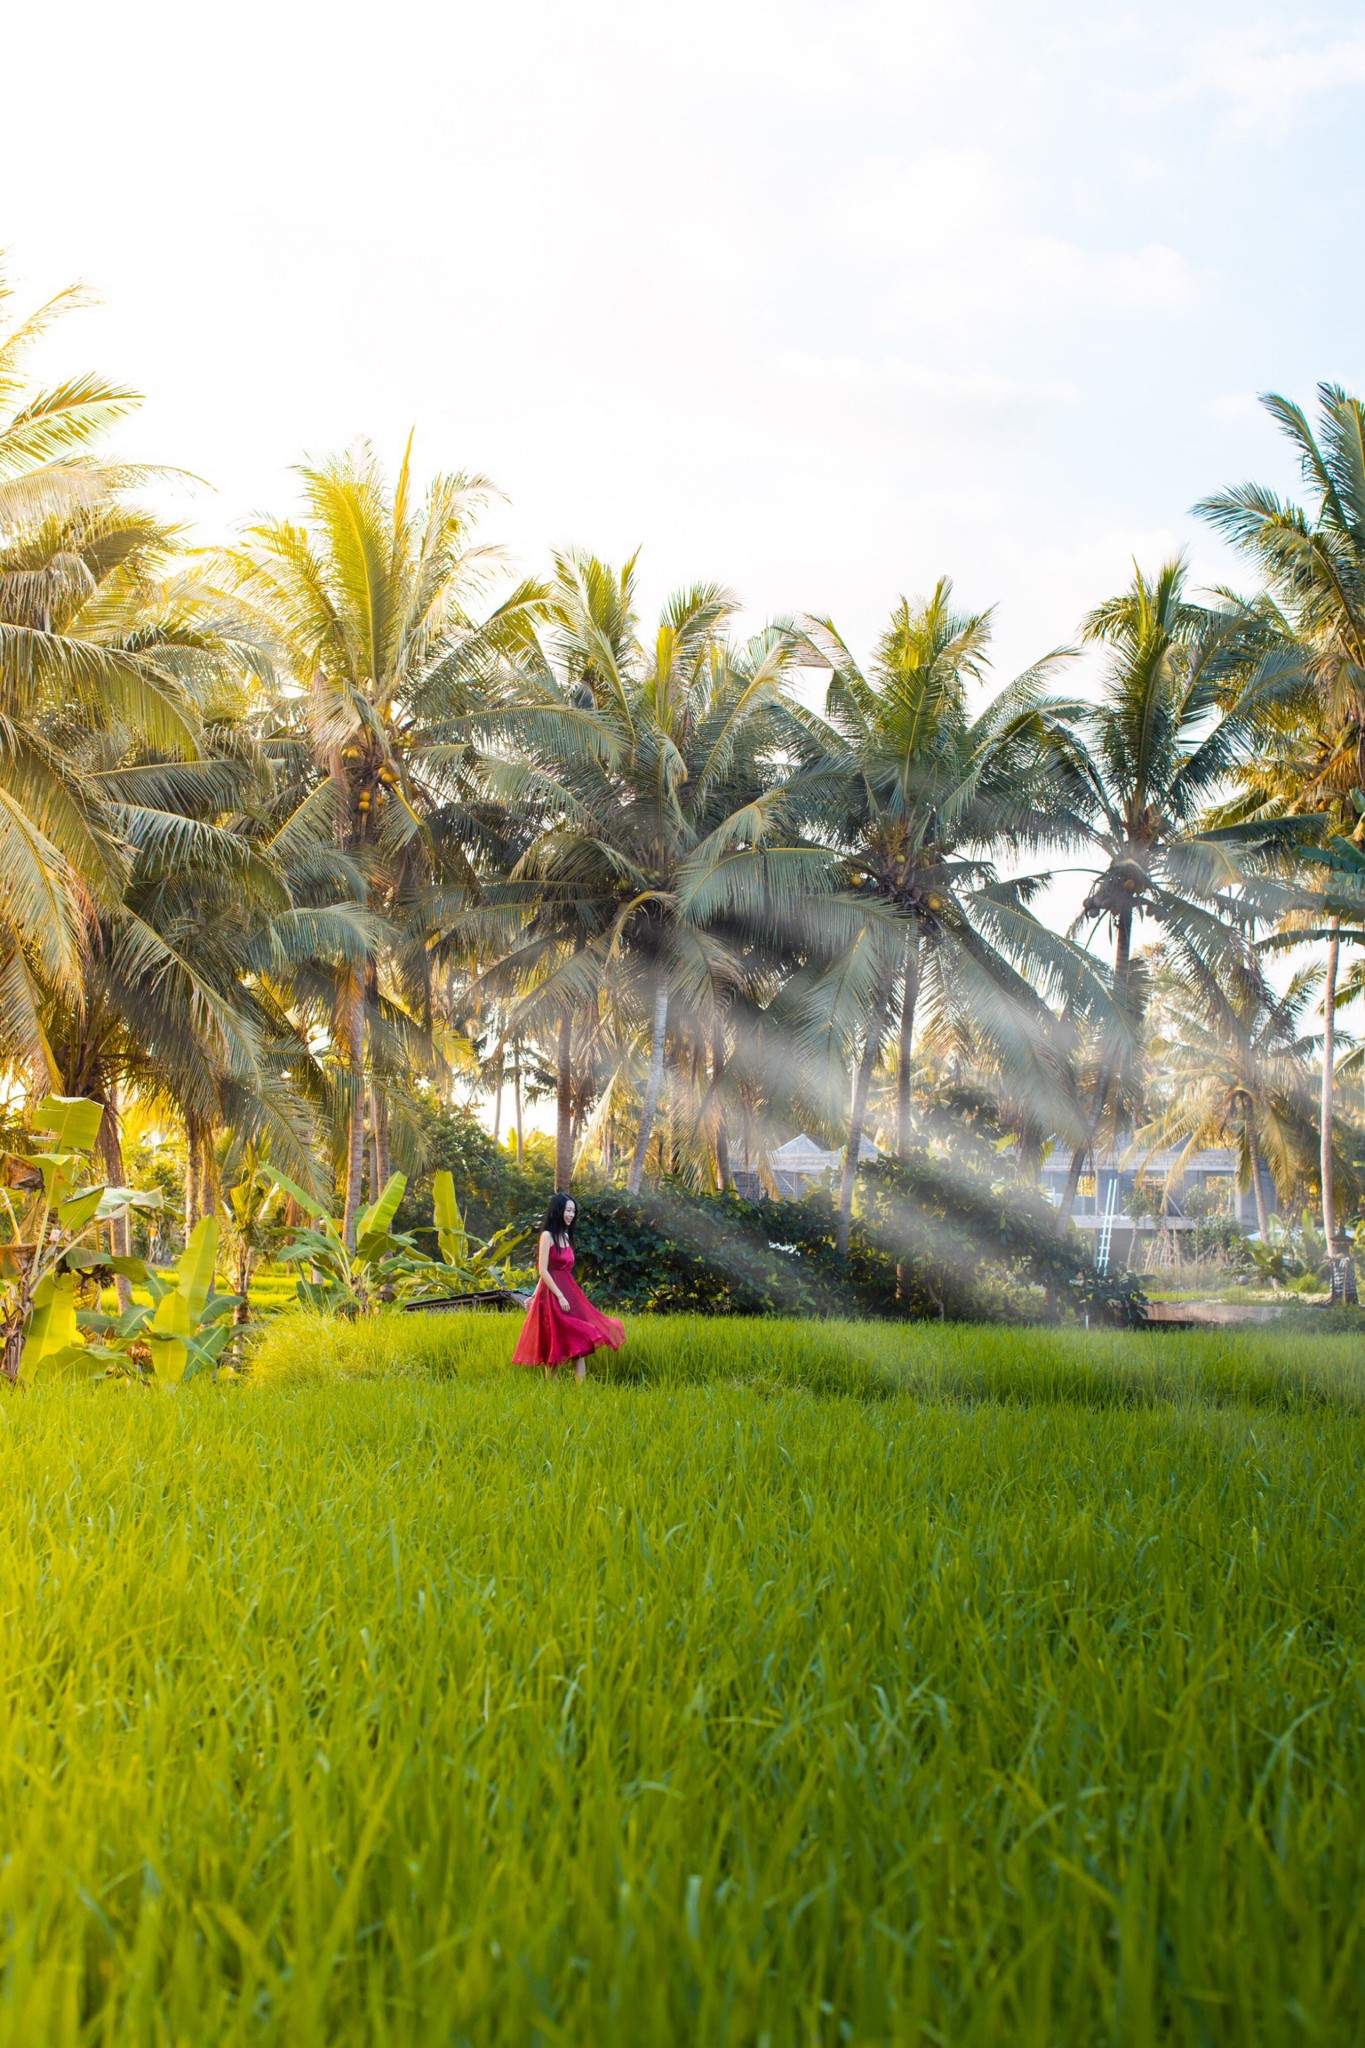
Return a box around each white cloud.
[0,0,1345,751]
[1184,25,1365,137]
[776,352,1077,411]
[1203,391,1264,423]
[825,148,1203,327]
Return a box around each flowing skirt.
[511,1274,625,1367]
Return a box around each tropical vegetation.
[2,251,1363,1340]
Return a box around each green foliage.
[267,1166,419,1313]
[556,1152,1147,1327]
[81,1218,243,1382]
[1245,1213,1331,1287]
[125,1139,185,1257]
[381,1113,1148,1326]
[0,1095,165,1382]
[413,1171,533,1296]
[269,1160,533,1313]
[1183,1205,1254,1264]
[391,1099,549,1242]
[148,1220,235,1383]
[4,1333,1363,2039]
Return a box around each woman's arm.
[538,1231,570,1309]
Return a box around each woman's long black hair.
[541,1191,577,1246]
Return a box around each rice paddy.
[2,1314,1362,2044]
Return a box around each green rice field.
[2,1313,1363,2044]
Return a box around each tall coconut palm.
[474,550,840,1194]
[225,440,541,1244]
[39,565,384,1281]
[459,550,639,1190]
[1049,559,1273,1222]
[1198,385,1365,1261]
[0,263,203,1074]
[795,582,1108,1252]
[1139,950,1320,1237]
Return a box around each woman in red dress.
[512,1194,624,1381]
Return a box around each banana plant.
[0,1097,162,1383]
[264,1166,533,1313]
[410,1172,533,1297]
[221,1148,289,1317]
[264,1166,419,1313]
[1243,1214,1331,1288]
[79,1217,243,1382]
[148,1219,240,1381]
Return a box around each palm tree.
[0,262,203,1076]
[1197,385,1365,1262]
[226,440,541,1244]
[1139,950,1320,1237]
[1050,558,1272,1221]
[461,551,640,1190]
[795,582,1107,1252]
[475,551,838,1194]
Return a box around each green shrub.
[381,1110,1145,1327]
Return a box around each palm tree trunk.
[1321,917,1340,1253]
[513,1046,524,1165]
[490,1054,503,1148]
[1247,1122,1270,1242]
[1057,1142,1089,1228]
[627,979,670,1196]
[896,922,920,1161]
[1017,1119,1043,1185]
[342,977,366,1251]
[198,1129,217,1233]
[97,1086,133,1312]
[184,1113,201,1236]
[369,1085,390,1195]
[837,969,892,1256]
[1058,909,1132,1228]
[555,1007,574,1193]
[712,1025,731,1193]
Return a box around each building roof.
[1043,1144,1243,1178]
[771,1132,880,1167]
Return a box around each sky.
[8,0,1365,687]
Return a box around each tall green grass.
[254,1305,1365,1412]
[1,1319,1362,2043]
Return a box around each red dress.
[512,1241,625,1368]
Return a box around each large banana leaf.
[257,1165,329,1222]
[24,1152,85,1198]
[150,1217,219,1386]
[57,1186,107,1234]
[432,1171,467,1267]
[356,1173,406,1251]
[31,1097,104,1155]
[21,1271,80,1375]
[64,1249,151,1282]
[94,1186,163,1220]
[181,1322,233,1383]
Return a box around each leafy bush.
[1,1097,236,1383]
[571,1155,1145,1327]
[1186,1209,1253,1264]
[381,1106,1146,1326]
